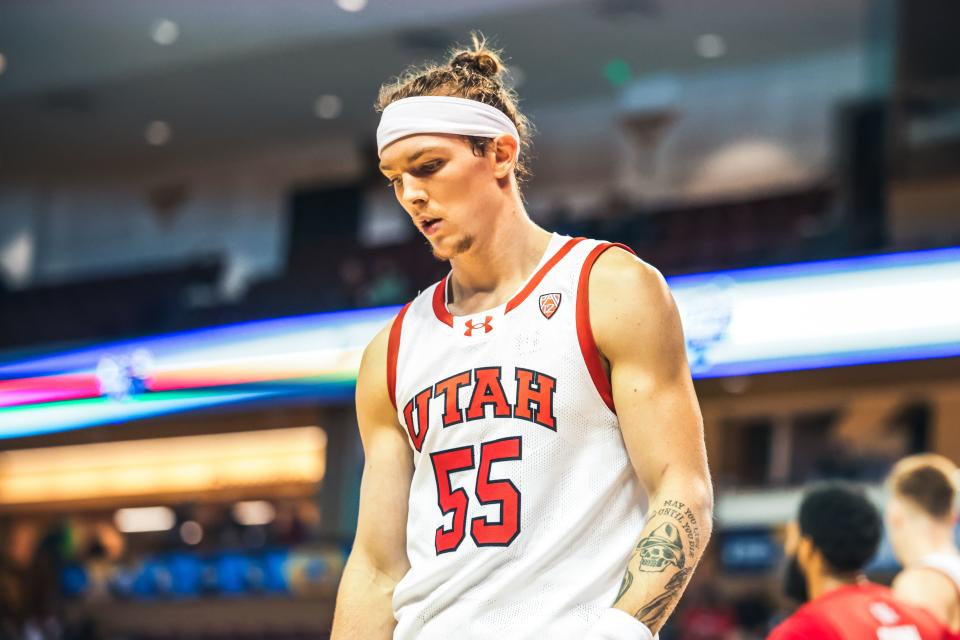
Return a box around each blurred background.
[0,0,959,638]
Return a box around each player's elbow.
[701,475,715,512]
[689,477,715,522]
[686,478,715,553]
[667,466,713,511]
[659,473,714,535]
[343,547,405,594]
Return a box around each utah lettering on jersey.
[402,366,557,452]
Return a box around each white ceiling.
[0,0,869,176]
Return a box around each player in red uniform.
[769,482,948,639]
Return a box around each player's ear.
[797,535,816,570]
[490,133,517,180]
[886,496,907,528]
[783,520,800,556]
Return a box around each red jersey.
[769,582,947,640]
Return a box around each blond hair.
[889,453,959,519]
[374,31,534,192]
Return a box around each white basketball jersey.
[920,551,960,594]
[386,233,648,640]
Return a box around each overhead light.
[115,506,175,533]
[179,520,203,545]
[0,53,6,76]
[696,34,726,59]
[313,94,343,120]
[0,230,33,287]
[232,500,276,526]
[336,0,367,12]
[145,120,172,146]
[150,19,180,46]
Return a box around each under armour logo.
[464,316,493,336]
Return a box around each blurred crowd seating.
[549,184,841,274]
[0,256,222,351]
[60,545,345,601]
[0,499,341,640]
[0,182,911,351]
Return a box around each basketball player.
[770,482,946,639]
[331,34,713,640]
[886,454,960,634]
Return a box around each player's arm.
[590,248,714,637]
[892,567,958,628]
[331,320,413,640]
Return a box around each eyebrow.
[378,146,443,172]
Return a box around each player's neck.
[810,571,864,601]
[903,524,958,566]
[446,210,552,314]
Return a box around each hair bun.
[450,50,503,78]
[449,32,505,79]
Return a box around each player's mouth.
[420,217,442,236]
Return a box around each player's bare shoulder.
[355,316,403,433]
[893,566,960,618]
[588,246,678,358]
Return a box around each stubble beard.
[431,234,475,262]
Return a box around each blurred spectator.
[675,584,739,640]
[362,257,411,307]
[769,482,945,639]
[731,596,774,640]
[336,257,367,308]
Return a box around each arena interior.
[0,0,959,638]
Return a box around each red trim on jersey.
[576,242,637,414]
[432,277,454,327]
[430,237,585,326]
[387,302,412,409]
[504,236,585,313]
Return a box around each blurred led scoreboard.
[1,246,958,439]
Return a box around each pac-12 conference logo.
[539,293,561,319]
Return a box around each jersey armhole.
[386,302,412,410]
[575,242,637,415]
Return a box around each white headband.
[376,95,520,158]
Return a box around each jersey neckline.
[431,234,584,327]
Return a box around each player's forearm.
[331,555,398,640]
[611,482,713,635]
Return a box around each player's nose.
[400,174,428,208]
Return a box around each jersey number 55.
[430,436,522,554]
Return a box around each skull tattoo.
[638,523,685,573]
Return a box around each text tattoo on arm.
[614,499,701,629]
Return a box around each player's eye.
[386,161,442,188]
